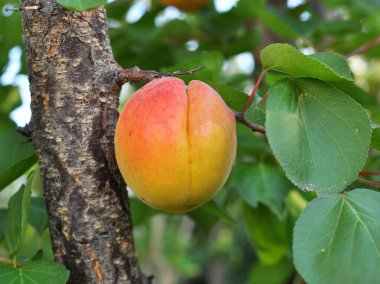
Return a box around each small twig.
[4,5,39,12]
[346,36,380,58]
[359,171,380,176]
[231,109,266,134]
[16,124,33,138]
[257,92,269,106]
[118,66,204,84]
[0,257,22,268]
[356,177,380,189]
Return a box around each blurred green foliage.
[0,0,380,283]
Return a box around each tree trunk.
[20,0,145,283]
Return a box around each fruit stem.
[243,68,267,113]
[359,171,380,176]
[231,109,266,134]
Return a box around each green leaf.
[188,200,234,232]
[130,197,158,227]
[57,0,106,11]
[243,203,291,265]
[161,52,224,84]
[0,86,21,115]
[205,81,247,111]
[255,7,301,39]
[293,189,380,284]
[5,172,34,257]
[28,197,48,235]
[0,209,8,240]
[0,131,37,191]
[266,78,371,195]
[261,44,353,81]
[371,126,380,151]
[0,261,69,284]
[232,163,292,219]
[248,258,293,284]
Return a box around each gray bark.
[20,0,147,283]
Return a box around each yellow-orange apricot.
[115,77,236,213]
[158,0,210,12]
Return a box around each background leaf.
[5,172,34,257]
[161,52,224,84]
[206,81,247,111]
[57,0,106,11]
[371,126,380,151]
[0,131,37,191]
[0,261,69,284]
[266,78,371,195]
[28,197,48,235]
[243,203,291,265]
[261,44,353,81]
[294,189,380,284]
[232,163,292,219]
[248,258,293,284]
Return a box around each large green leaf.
[266,78,371,195]
[293,189,380,284]
[0,131,37,191]
[5,172,34,257]
[243,203,291,265]
[232,163,292,219]
[261,44,353,81]
[0,261,69,284]
[57,0,106,11]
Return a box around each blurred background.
[1,0,380,283]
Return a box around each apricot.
[158,0,210,12]
[115,78,236,213]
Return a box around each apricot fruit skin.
[158,0,210,12]
[115,77,236,213]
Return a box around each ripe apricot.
[158,0,210,12]
[115,77,236,213]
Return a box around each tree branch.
[21,1,147,283]
[118,66,204,84]
[15,124,33,138]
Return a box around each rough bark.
[20,0,146,283]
